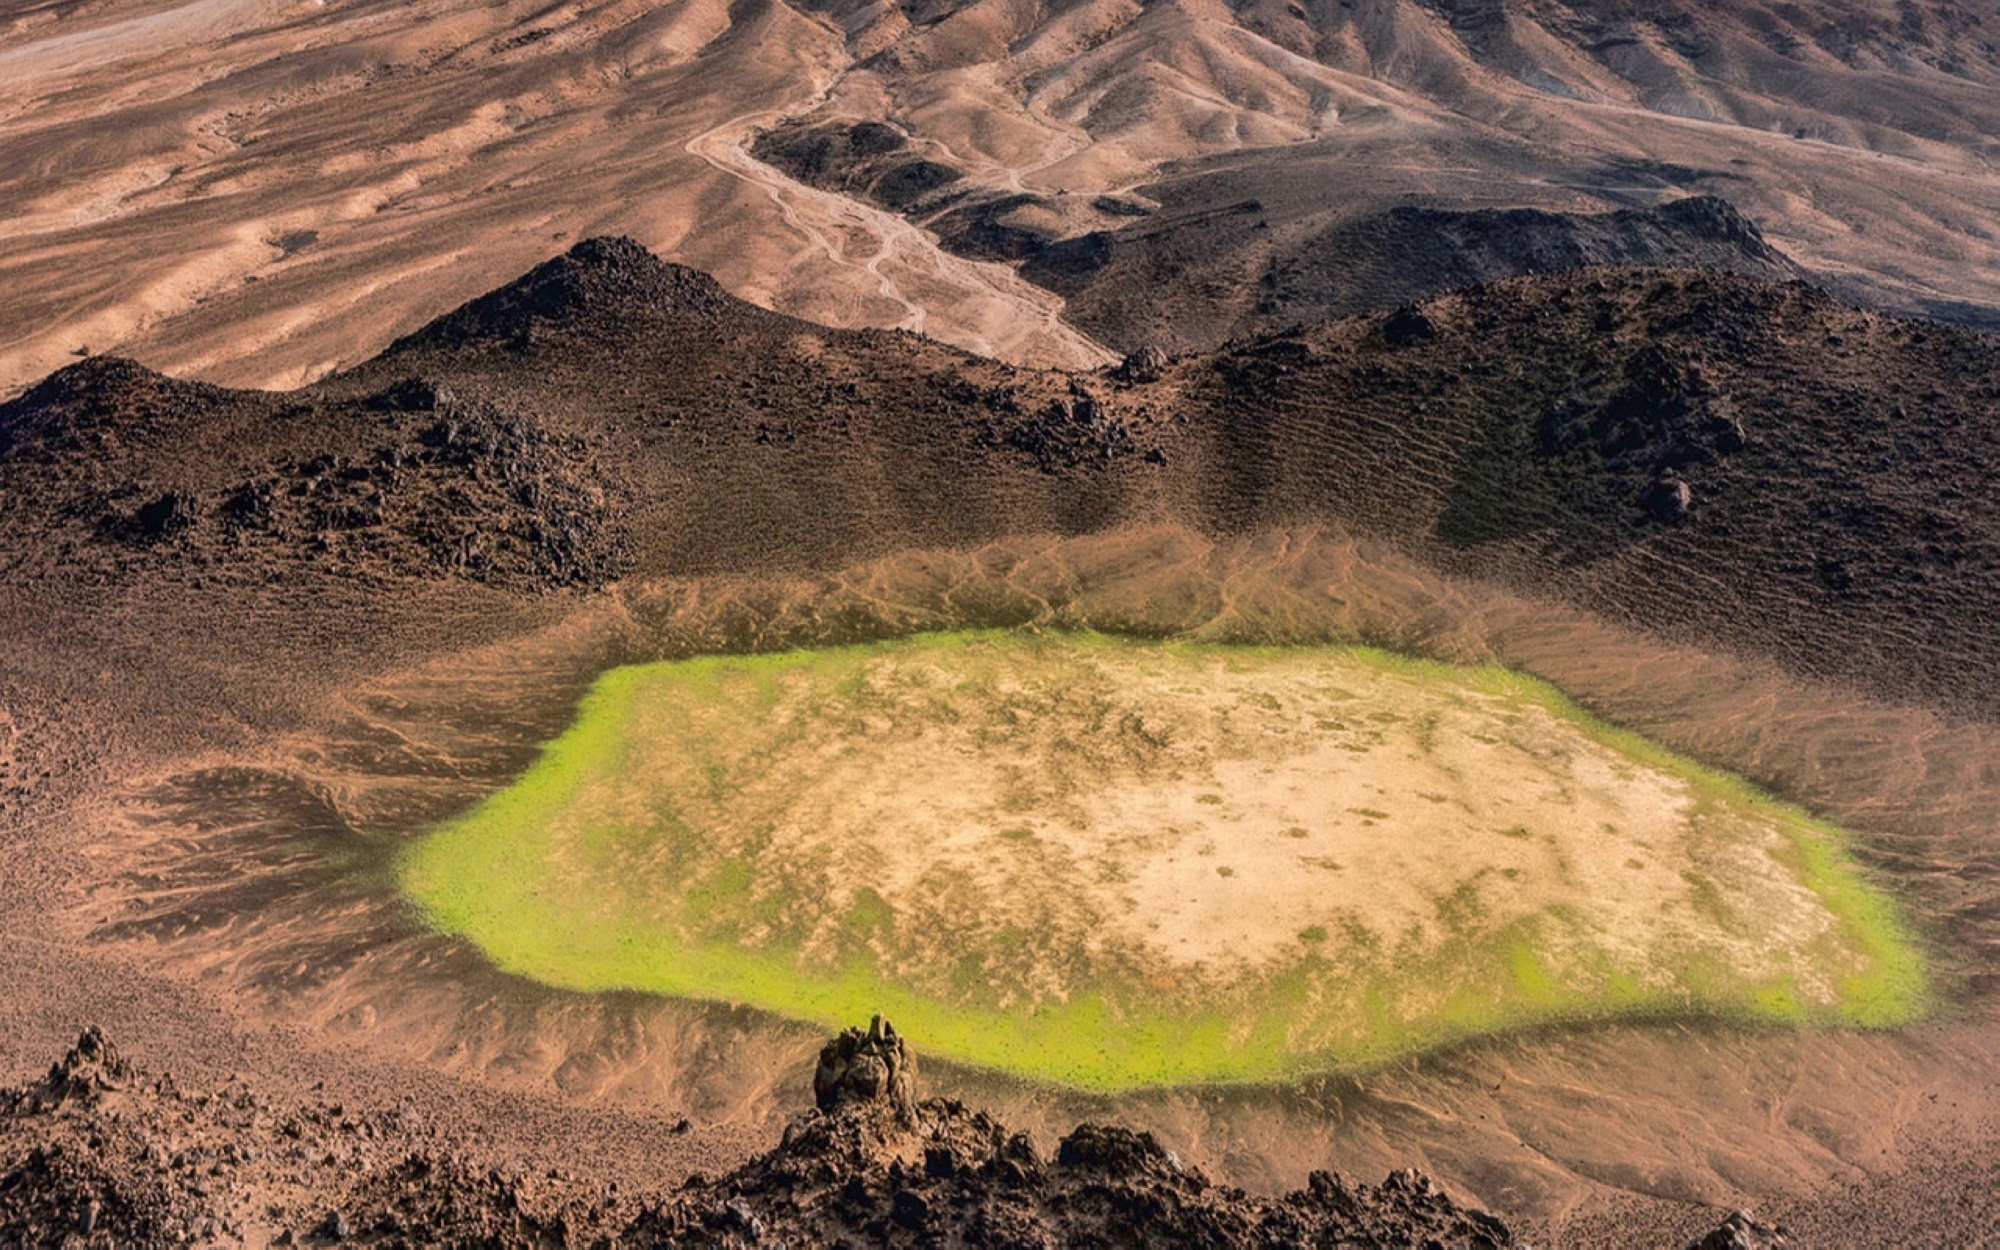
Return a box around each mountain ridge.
[2,0,1996,393]
[5,240,1996,717]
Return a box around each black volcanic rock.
[8,356,171,416]
[1029,194,1805,353]
[927,193,1064,262]
[1650,196,1790,263]
[0,354,625,590]
[1640,472,1693,524]
[1115,344,1170,382]
[367,376,456,413]
[751,120,964,215]
[1689,1209,1794,1249]
[644,1023,1517,1247]
[976,389,1140,473]
[752,119,1089,263]
[1382,305,1439,348]
[813,1014,918,1124]
[389,236,742,351]
[0,357,226,462]
[0,1028,1516,1247]
[125,492,198,543]
[3,245,1998,713]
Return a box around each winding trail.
[685,91,1115,368]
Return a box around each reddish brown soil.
[1,241,1996,1244]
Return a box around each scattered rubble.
[0,1023,1529,1247]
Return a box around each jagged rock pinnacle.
[812,1014,919,1125]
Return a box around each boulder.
[1687,1210,1791,1249]
[1641,472,1693,523]
[1117,344,1170,383]
[131,492,197,541]
[16,1027,133,1112]
[1382,305,1438,348]
[812,1014,918,1125]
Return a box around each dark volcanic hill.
[754,118,1811,353]
[0,1025,1533,1247]
[2,237,1997,720]
[1022,194,1804,353]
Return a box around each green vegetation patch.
[399,631,1927,1090]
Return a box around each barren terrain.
[2,0,1999,1239]
[402,634,1922,1087]
[3,0,1998,394]
[0,236,1994,1242]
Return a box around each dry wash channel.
[399,632,1924,1090]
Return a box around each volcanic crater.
[2,237,1996,1243]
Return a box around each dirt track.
[685,99,1113,366]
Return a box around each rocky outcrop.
[389,236,745,352]
[0,357,230,463]
[812,1014,918,1125]
[8,1029,131,1116]
[0,1025,1519,1246]
[1533,345,1748,528]
[0,358,625,589]
[649,1019,1518,1247]
[202,393,622,588]
[1641,471,1693,523]
[973,385,1142,473]
[1382,305,1439,348]
[1114,344,1170,383]
[1688,1209,1794,1249]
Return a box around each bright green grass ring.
[398,631,1928,1090]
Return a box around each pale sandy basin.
[401,631,1921,1085]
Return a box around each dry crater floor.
[400,631,1923,1089]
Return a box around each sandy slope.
[0,0,1110,398]
[800,0,2000,337]
[2,0,1996,396]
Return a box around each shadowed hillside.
[4,238,1996,717]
